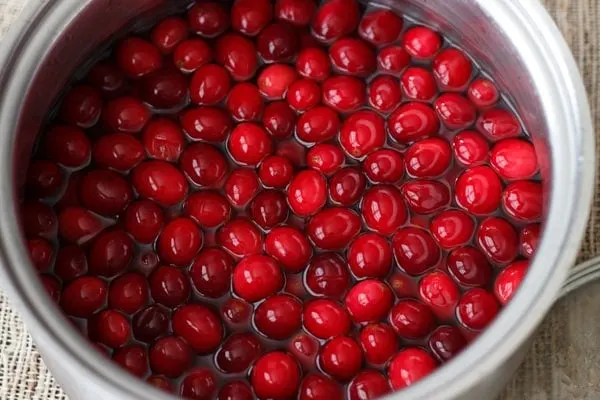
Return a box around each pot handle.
[559,256,600,298]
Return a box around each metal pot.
[0,0,594,399]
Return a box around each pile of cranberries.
[20,0,543,398]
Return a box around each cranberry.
[286,273,308,299]
[79,169,133,216]
[181,109,230,143]
[312,0,359,41]
[180,143,228,187]
[216,332,263,373]
[428,325,467,362]
[151,17,189,54]
[59,276,106,317]
[405,137,452,178]
[520,224,540,258]
[26,160,63,198]
[307,144,344,175]
[134,250,160,277]
[430,209,475,250]
[276,139,308,167]
[296,106,340,143]
[359,9,402,45]
[490,138,539,180]
[258,22,300,63]
[93,133,144,171]
[387,102,439,143]
[142,119,185,162]
[43,125,91,167]
[477,217,519,265]
[348,370,390,400]
[149,266,191,307]
[322,75,366,112]
[124,200,164,244]
[287,78,321,111]
[389,299,435,339]
[377,45,410,73]
[452,130,489,167]
[188,2,229,37]
[455,166,502,215]
[276,0,317,26]
[54,245,87,281]
[173,304,223,353]
[362,185,407,235]
[60,84,102,128]
[231,0,273,36]
[132,305,169,343]
[257,63,299,99]
[258,156,294,188]
[215,33,259,81]
[173,39,212,73]
[57,206,102,244]
[457,288,500,330]
[113,344,149,378]
[502,180,543,222]
[401,180,450,215]
[184,191,231,228]
[361,150,402,184]
[189,248,233,298]
[329,38,376,76]
[149,336,192,378]
[477,108,521,141]
[89,310,131,348]
[108,272,148,314]
[320,336,362,381]
[218,381,254,400]
[189,64,231,105]
[494,260,528,305]
[308,207,361,250]
[401,67,437,101]
[388,348,437,390]
[221,298,253,327]
[225,83,263,122]
[263,101,296,138]
[56,172,83,210]
[116,37,162,78]
[392,227,440,275]
[132,160,188,206]
[139,68,188,109]
[217,218,263,258]
[367,75,401,113]
[26,238,52,272]
[224,169,260,207]
[249,190,289,229]
[251,352,301,399]
[180,368,217,400]
[432,48,472,90]
[339,110,385,159]
[304,253,350,298]
[347,233,391,279]
[232,254,283,302]
[264,226,311,273]
[303,299,350,339]
[402,26,442,60]
[389,272,418,298]
[103,96,151,133]
[228,123,273,166]
[289,333,320,368]
[447,246,493,287]
[418,271,460,319]
[345,280,393,323]
[254,294,302,339]
[299,373,343,400]
[41,275,61,302]
[296,48,331,81]
[358,323,397,365]
[88,61,124,94]
[468,78,499,109]
[434,93,476,130]
[89,230,134,277]
[329,167,366,206]
[157,217,203,266]
[287,169,327,216]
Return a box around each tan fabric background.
[0,0,599,399]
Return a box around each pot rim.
[0,1,594,399]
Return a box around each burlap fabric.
[1,0,599,399]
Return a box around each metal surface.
[0,0,594,400]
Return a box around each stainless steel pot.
[0,0,594,399]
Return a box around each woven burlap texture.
[1,0,600,399]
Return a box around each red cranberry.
[181,107,232,142]
[307,144,344,175]
[296,106,340,143]
[358,323,398,365]
[387,102,439,143]
[257,63,299,99]
[359,9,403,45]
[308,207,361,250]
[348,370,391,400]
[402,26,442,60]
[228,123,273,166]
[254,294,302,339]
[447,246,493,287]
[215,33,259,81]
[259,155,294,188]
[432,48,472,90]
[232,254,283,302]
[276,0,316,26]
[173,39,212,73]
[217,218,263,258]
[149,266,191,307]
[231,0,272,36]
[367,75,401,113]
[132,160,188,206]
[347,233,391,279]
[263,101,296,139]
[405,137,452,178]
[132,305,169,343]
[320,336,362,381]
[468,78,499,109]
[401,180,451,215]
[389,272,418,298]
[221,298,253,327]
[329,167,366,206]
[299,373,343,400]
[224,169,260,207]
[26,160,63,199]
[329,38,376,76]
[428,325,467,362]
[312,0,359,41]
[303,299,350,339]
[180,143,228,187]
[88,230,134,277]
[265,226,312,273]
[418,271,460,320]
[87,61,124,94]
[296,48,331,81]
[286,273,308,299]
[60,276,107,317]
[388,348,437,390]
[287,78,321,111]
[54,245,87,281]
[151,17,189,54]
[184,191,231,228]
[389,299,435,339]
[275,139,307,168]
[251,352,301,399]
[108,272,148,314]
[218,381,254,400]
[322,75,366,112]
[362,185,407,236]
[377,45,410,73]
[494,260,528,305]
[226,83,264,122]
[289,333,320,368]
[431,209,475,250]
[345,280,393,323]
[89,310,131,348]
[189,64,231,105]
[116,37,162,78]
[173,304,223,353]
[392,227,440,275]
[142,119,185,162]
[452,130,489,167]
[434,93,476,130]
[490,138,539,180]
[188,2,229,37]
[502,180,543,222]
[60,84,102,128]
[157,217,203,266]
[113,344,148,378]
[43,125,91,167]
[147,376,173,393]
[477,108,521,141]
[520,224,540,258]
[138,68,188,109]
[103,96,150,133]
[457,288,500,330]
[340,110,385,159]
[304,253,350,298]
[79,169,133,216]
[190,248,234,298]
[57,206,102,244]
[93,133,144,171]
[149,336,192,378]
[401,67,437,101]
[362,149,403,184]
[249,190,289,229]
[180,368,217,400]
[287,169,327,216]
[216,332,263,373]
[124,200,164,244]
[41,275,61,303]
[455,166,502,215]
[258,22,300,63]
[476,217,519,265]
[134,250,160,277]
